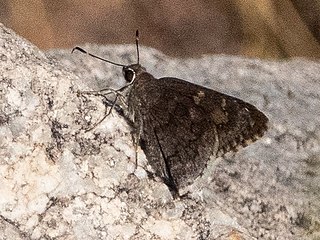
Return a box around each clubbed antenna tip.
[135,30,140,64]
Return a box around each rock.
[1,23,319,239]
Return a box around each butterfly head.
[122,30,147,84]
[122,64,146,84]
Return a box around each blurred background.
[0,0,320,59]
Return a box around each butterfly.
[73,30,268,197]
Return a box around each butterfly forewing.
[128,73,268,192]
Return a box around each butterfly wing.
[129,76,268,193]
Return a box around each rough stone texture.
[1,23,319,239]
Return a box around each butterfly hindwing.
[128,75,268,193]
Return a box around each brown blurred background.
[1,0,320,58]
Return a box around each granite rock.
[1,23,319,239]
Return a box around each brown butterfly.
[73,30,268,197]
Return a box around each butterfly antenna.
[135,29,140,64]
[71,47,125,67]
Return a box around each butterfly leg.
[78,89,123,131]
[134,135,139,169]
[130,125,142,170]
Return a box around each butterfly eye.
[123,67,136,83]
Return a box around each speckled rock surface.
[1,23,319,239]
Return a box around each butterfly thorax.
[122,64,154,127]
